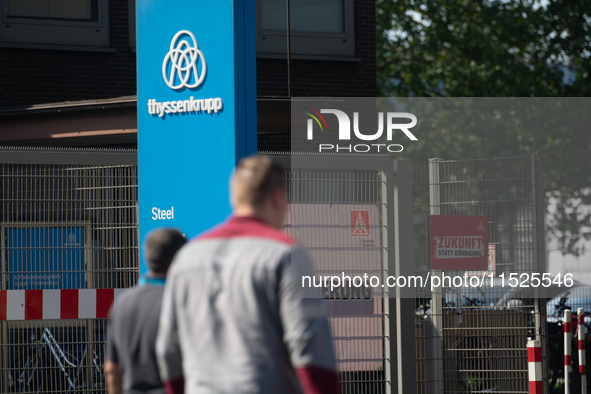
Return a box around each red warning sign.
[430,215,488,270]
[351,211,369,236]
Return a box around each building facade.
[0,0,376,151]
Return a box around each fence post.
[565,309,572,394]
[427,158,444,393]
[528,340,543,394]
[578,308,586,393]
[381,168,395,394]
[393,160,416,394]
[0,220,6,393]
[0,321,6,394]
[531,154,548,391]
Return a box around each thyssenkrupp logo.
[162,30,207,90]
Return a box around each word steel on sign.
[152,206,174,220]
[137,0,256,276]
[430,215,489,270]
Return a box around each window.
[257,0,355,58]
[0,0,110,50]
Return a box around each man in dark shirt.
[106,228,186,394]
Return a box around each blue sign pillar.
[136,0,257,275]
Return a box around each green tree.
[377,0,591,97]
[377,0,591,255]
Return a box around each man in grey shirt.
[106,228,187,394]
[156,156,338,394]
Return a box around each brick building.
[0,0,376,151]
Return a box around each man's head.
[143,228,187,275]
[230,155,287,229]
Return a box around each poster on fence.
[430,215,489,270]
[286,203,383,371]
[6,227,86,289]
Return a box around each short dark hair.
[143,228,187,274]
[231,155,285,208]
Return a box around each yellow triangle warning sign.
[352,212,369,236]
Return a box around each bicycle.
[8,327,105,393]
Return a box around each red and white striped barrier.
[527,339,543,394]
[565,309,572,394]
[0,289,126,320]
[579,308,587,392]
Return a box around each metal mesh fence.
[0,162,139,290]
[285,168,387,394]
[0,153,137,394]
[0,151,547,394]
[0,164,138,289]
[413,156,546,394]
[2,319,107,393]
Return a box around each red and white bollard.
[527,339,543,394]
[579,308,586,393]
[565,309,572,394]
